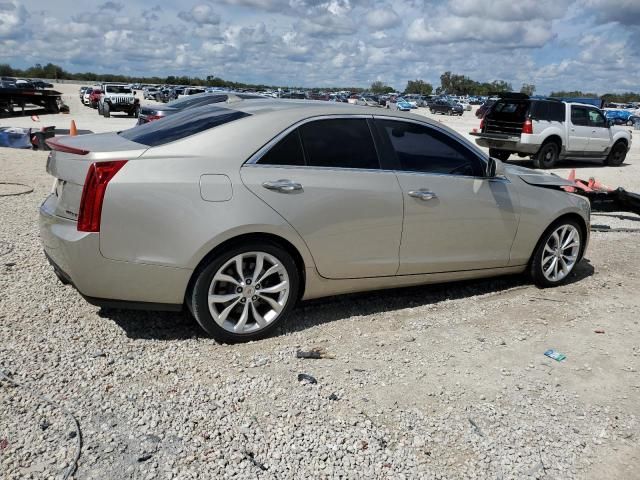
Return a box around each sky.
[1,0,639,93]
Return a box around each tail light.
[522,118,533,134]
[77,161,127,232]
[146,114,163,122]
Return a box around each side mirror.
[133,91,137,95]
[487,157,506,177]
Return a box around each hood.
[504,164,575,188]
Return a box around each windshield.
[118,104,250,147]
[105,85,132,94]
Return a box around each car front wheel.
[103,102,110,118]
[530,220,582,288]
[190,243,299,343]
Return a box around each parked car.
[82,88,93,106]
[470,94,632,168]
[143,87,160,100]
[40,100,591,343]
[31,80,54,89]
[79,86,90,101]
[179,87,207,98]
[476,99,496,118]
[97,84,139,118]
[455,100,472,111]
[604,109,636,126]
[430,99,463,116]
[389,97,413,111]
[137,92,264,125]
[88,88,102,109]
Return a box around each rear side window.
[299,119,379,169]
[119,105,249,147]
[258,130,305,166]
[531,101,565,122]
[376,119,483,177]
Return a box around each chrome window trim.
[245,114,374,166]
[243,112,506,182]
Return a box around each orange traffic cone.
[70,120,77,136]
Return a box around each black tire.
[604,141,627,166]
[532,141,559,169]
[530,218,583,288]
[489,149,511,162]
[103,102,110,118]
[97,102,103,115]
[190,242,300,343]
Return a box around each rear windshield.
[491,100,529,121]
[118,105,249,147]
[166,93,227,109]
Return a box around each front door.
[373,118,520,274]
[241,117,403,279]
[585,108,611,154]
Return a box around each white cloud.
[365,6,401,30]
[178,4,220,25]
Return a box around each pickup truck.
[470,94,632,168]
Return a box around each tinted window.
[119,105,249,147]
[571,106,589,126]
[588,109,606,128]
[377,119,482,176]
[258,130,305,166]
[548,102,565,121]
[299,119,379,169]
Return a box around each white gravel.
[1,85,639,479]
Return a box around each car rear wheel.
[532,141,559,169]
[530,220,582,288]
[604,141,627,166]
[190,243,299,343]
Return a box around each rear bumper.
[471,132,539,154]
[39,195,191,309]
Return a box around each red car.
[88,88,102,109]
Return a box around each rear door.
[374,117,519,274]
[568,106,591,153]
[241,117,403,279]
[585,108,611,154]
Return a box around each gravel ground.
[1,86,639,479]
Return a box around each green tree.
[405,79,433,95]
[520,83,536,96]
[370,81,394,94]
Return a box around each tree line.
[2,63,639,102]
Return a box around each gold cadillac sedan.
[40,99,590,342]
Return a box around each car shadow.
[506,158,630,170]
[100,260,595,341]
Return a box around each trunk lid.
[46,132,147,221]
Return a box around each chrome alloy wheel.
[208,252,290,334]
[541,224,580,282]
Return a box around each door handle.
[408,189,437,201]
[262,179,303,193]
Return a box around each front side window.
[376,119,483,176]
[571,106,589,126]
[588,109,606,128]
[298,118,379,169]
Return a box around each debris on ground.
[296,346,334,359]
[297,373,318,385]
[544,349,567,362]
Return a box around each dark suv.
[429,99,463,116]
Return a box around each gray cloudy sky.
[1,0,639,93]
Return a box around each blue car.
[391,97,413,111]
[605,109,637,125]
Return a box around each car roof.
[223,98,450,130]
